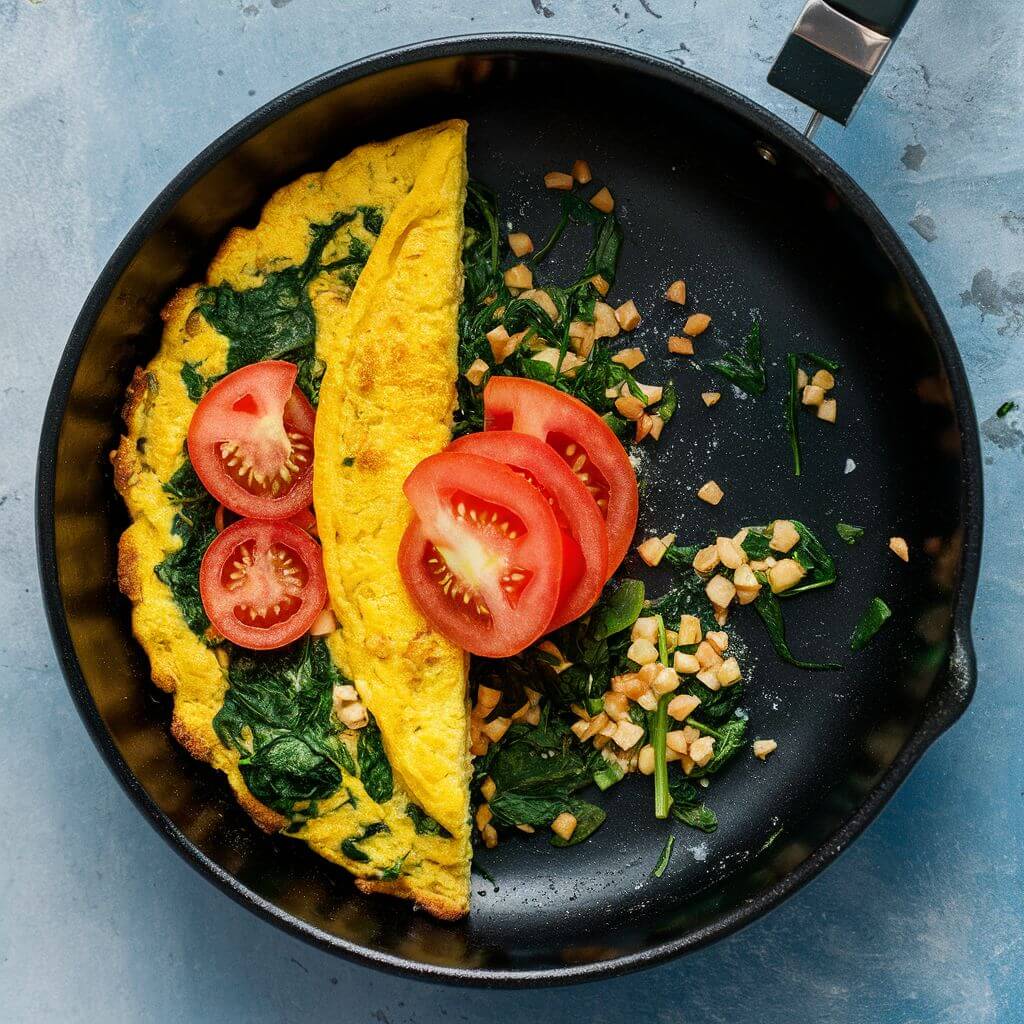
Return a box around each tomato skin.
[399,451,563,658]
[199,518,327,650]
[482,377,638,575]
[448,430,608,631]
[187,361,315,520]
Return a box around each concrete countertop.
[2,1,1021,1021]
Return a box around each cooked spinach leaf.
[476,709,607,843]
[687,717,747,778]
[652,834,675,877]
[707,322,766,396]
[668,777,719,833]
[379,854,407,880]
[407,802,449,838]
[196,207,379,404]
[785,352,801,476]
[850,597,892,651]
[753,585,841,670]
[180,361,208,403]
[357,716,394,804]
[213,637,353,815]
[155,454,217,636]
[835,522,865,545]
[743,520,837,596]
[591,579,645,640]
[800,351,842,373]
[550,800,605,847]
[340,821,389,862]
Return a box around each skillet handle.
[768,0,920,132]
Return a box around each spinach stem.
[785,352,802,477]
[686,717,725,742]
[652,615,673,821]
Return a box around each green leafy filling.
[195,206,382,405]
[340,821,389,863]
[356,716,394,805]
[155,452,217,636]
[213,637,355,816]
[407,802,450,838]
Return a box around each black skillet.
[36,19,981,986]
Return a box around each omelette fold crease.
[113,121,472,920]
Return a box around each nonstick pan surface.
[37,36,980,984]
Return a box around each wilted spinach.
[454,181,649,439]
[707,322,766,396]
[668,777,718,833]
[357,716,394,804]
[753,585,841,671]
[850,597,892,651]
[213,637,354,816]
[156,452,217,636]
[196,206,381,405]
[340,821,389,863]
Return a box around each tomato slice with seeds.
[187,361,315,519]
[398,451,563,658]
[448,431,608,631]
[483,377,639,575]
[199,518,327,650]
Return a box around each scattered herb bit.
[357,716,394,804]
[197,207,380,405]
[180,361,208,403]
[753,586,841,670]
[652,834,675,877]
[800,352,842,373]
[213,637,355,815]
[340,821,389,863]
[785,353,801,476]
[341,456,355,467]
[835,522,865,545]
[850,597,892,651]
[707,322,766,396]
[997,400,1016,418]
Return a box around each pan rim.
[35,32,982,986]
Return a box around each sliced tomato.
[216,503,318,538]
[483,377,639,575]
[200,518,327,650]
[187,361,315,519]
[448,431,608,631]
[398,451,563,657]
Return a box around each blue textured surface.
[2,1,1022,1021]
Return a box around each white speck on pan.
[844,457,857,474]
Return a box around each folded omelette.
[113,121,472,919]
